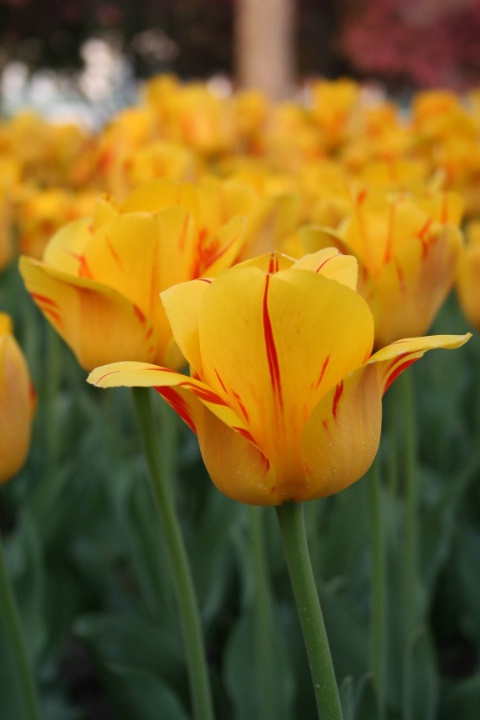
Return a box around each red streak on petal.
[357,188,368,205]
[232,388,250,421]
[315,355,330,389]
[322,419,329,430]
[234,426,257,444]
[332,380,344,420]
[395,260,406,292]
[179,381,227,405]
[78,255,93,278]
[383,357,418,393]
[214,367,228,394]
[203,228,240,271]
[146,327,153,340]
[156,386,196,432]
[315,252,341,273]
[133,304,146,324]
[268,253,279,274]
[93,369,122,385]
[30,292,58,308]
[384,202,396,264]
[106,236,122,269]
[416,217,433,258]
[44,308,63,326]
[263,275,283,409]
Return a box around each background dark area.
[2,0,480,91]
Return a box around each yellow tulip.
[16,188,96,260]
[88,249,469,506]
[339,190,464,346]
[0,314,34,484]
[456,220,480,329]
[19,181,246,371]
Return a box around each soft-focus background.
[2,0,480,125]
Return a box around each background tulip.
[20,180,246,371]
[0,313,34,484]
[456,220,480,329]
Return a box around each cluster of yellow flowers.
[1,76,476,501]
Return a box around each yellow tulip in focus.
[0,314,34,484]
[19,180,246,371]
[88,249,469,506]
[456,220,480,329]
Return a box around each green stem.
[400,371,418,720]
[44,326,62,478]
[131,388,214,720]
[367,458,386,720]
[0,532,42,720]
[248,506,276,720]
[275,501,343,720]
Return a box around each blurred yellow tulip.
[88,249,469,506]
[339,190,465,346]
[456,220,480,329]
[0,314,35,484]
[20,180,246,371]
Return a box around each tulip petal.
[197,408,278,506]
[197,263,374,480]
[364,225,463,345]
[20,258,158,371]
[88,361,253,437]
[42,217,92,273]
[88,360,277,505]
[292,247,358,290]
[0,334,32,484]
[368,333,471,393]
[161,278,211,374]
[300,364,382,499]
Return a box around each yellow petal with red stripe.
[20,257,158,371]
[197,263,374,487]
[368,333,471,393]
[300,364,382,499]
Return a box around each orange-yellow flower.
[337,190,464,346]
[20,180,246,371]
[88,249,469,506]
[456,220,480,329]
[0,314,35,484]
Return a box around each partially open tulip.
[88,249,469,506]
[20,180,246,371]
[337,190,464,346]
[456,220,480,329]
[0,314,35,484]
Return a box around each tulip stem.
[0,531,42,720]
[401,371,418,720]
[276,501,343,720]
[132,388,214,720]
[367,458,387,719]
[248,506,277,720]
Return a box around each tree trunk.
[234,0,296,100]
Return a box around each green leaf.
[441,674,480,720]
[103,663,190,720]
[223,604,294,720]
[74,612,186,695]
